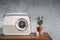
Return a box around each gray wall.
[0,0,60,40]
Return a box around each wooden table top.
[0,32,52,40]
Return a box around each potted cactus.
[37,16,44,35]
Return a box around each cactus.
[37,16,43,26]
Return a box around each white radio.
[3,13,30,35]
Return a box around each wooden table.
[0,32,52,40]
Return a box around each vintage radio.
[3,13,30,35]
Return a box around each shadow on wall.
[0,28,3,35]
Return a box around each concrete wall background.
[0,0,60,40]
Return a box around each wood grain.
[0,32,52,40]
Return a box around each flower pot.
[37,26,44,36]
